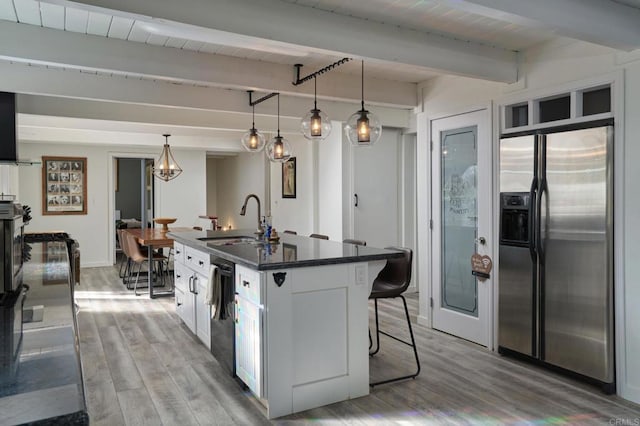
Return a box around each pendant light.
[241,100,266,152]
[153,134,183,181]
[266,94,292,163]
[345,60,382,146]
[300,77,331,140]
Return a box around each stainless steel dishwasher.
[209,256,236,376]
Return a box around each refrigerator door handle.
[528,177,538,262]
[536,179,547,264]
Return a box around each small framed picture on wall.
[282,157,296,199]
[42,156,87,215]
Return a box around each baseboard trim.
[81,261,112,268]
[620,381,640,405]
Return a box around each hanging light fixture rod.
[292,58,351,86]
[249,90,279,107]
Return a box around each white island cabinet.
[168,229,399,419]
[173,241,211,349]
[235,261,385,418]
[235,265,263,398]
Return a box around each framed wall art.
[283,243,297,262]
[282,157,296,199]
[42,156,87,215]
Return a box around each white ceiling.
[1,0,639,150]
[0,0,560,84]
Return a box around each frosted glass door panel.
[441,126,478,317]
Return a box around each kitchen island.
[168,229,402,419]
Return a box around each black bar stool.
[369,246,420,387]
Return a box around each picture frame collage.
[42,156,87,215]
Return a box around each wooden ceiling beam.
[444,0,640,51]
[42,0,519,82]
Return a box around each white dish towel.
[205,264,221,319]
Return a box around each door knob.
[476,237,486,245]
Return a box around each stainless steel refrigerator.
[498,119,614,393]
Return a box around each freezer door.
[542,126,613,383]
[498,245,534,355]
[498,135,536,356]
[500,135,535,193]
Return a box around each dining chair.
[343,238,367,246]
[117,229,130,280]
[124,232,168,295]
[309,233,329,240]
[368,247,420,387]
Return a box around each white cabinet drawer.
[236,264,261,305]
[174,263,189,293]
[173,241,185,264]
[185,246,210,275]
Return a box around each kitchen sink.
[198,236,259,246]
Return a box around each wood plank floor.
[76,265,640,425]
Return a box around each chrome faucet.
[240,194,265,236]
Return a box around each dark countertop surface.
[168,229,403,270]
[0,241,88,426]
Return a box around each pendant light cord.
[252,104,255,129]
[277,93,280,136]
[314,77,318,110]
[361,60,365,110]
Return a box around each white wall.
[18,142,206,267]
[401,134,417,291]
[269,134,314,236]
[318,122,344,240]
[206,157,218,218]
[215,152,266,230]
[0,164,19,198]
[416,39,640,404]
[622,57,640,405]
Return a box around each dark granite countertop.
[0,242,88,426]
[168,229,403,270]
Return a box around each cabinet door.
[175,286,187,324]
[182,275,196,334]
[195,274,211,349]
[174,263,188,293]
[235,295,262,397]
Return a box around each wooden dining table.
[124,227,191,299]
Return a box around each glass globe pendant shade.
[301,108,332,140]
[241,127,266,152]
[153,134,183,182]
[345,108,382,146]
[266,135,292,163]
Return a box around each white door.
[431,109,493,347]
[353,128,400,248]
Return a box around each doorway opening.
[114,157,155,263]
